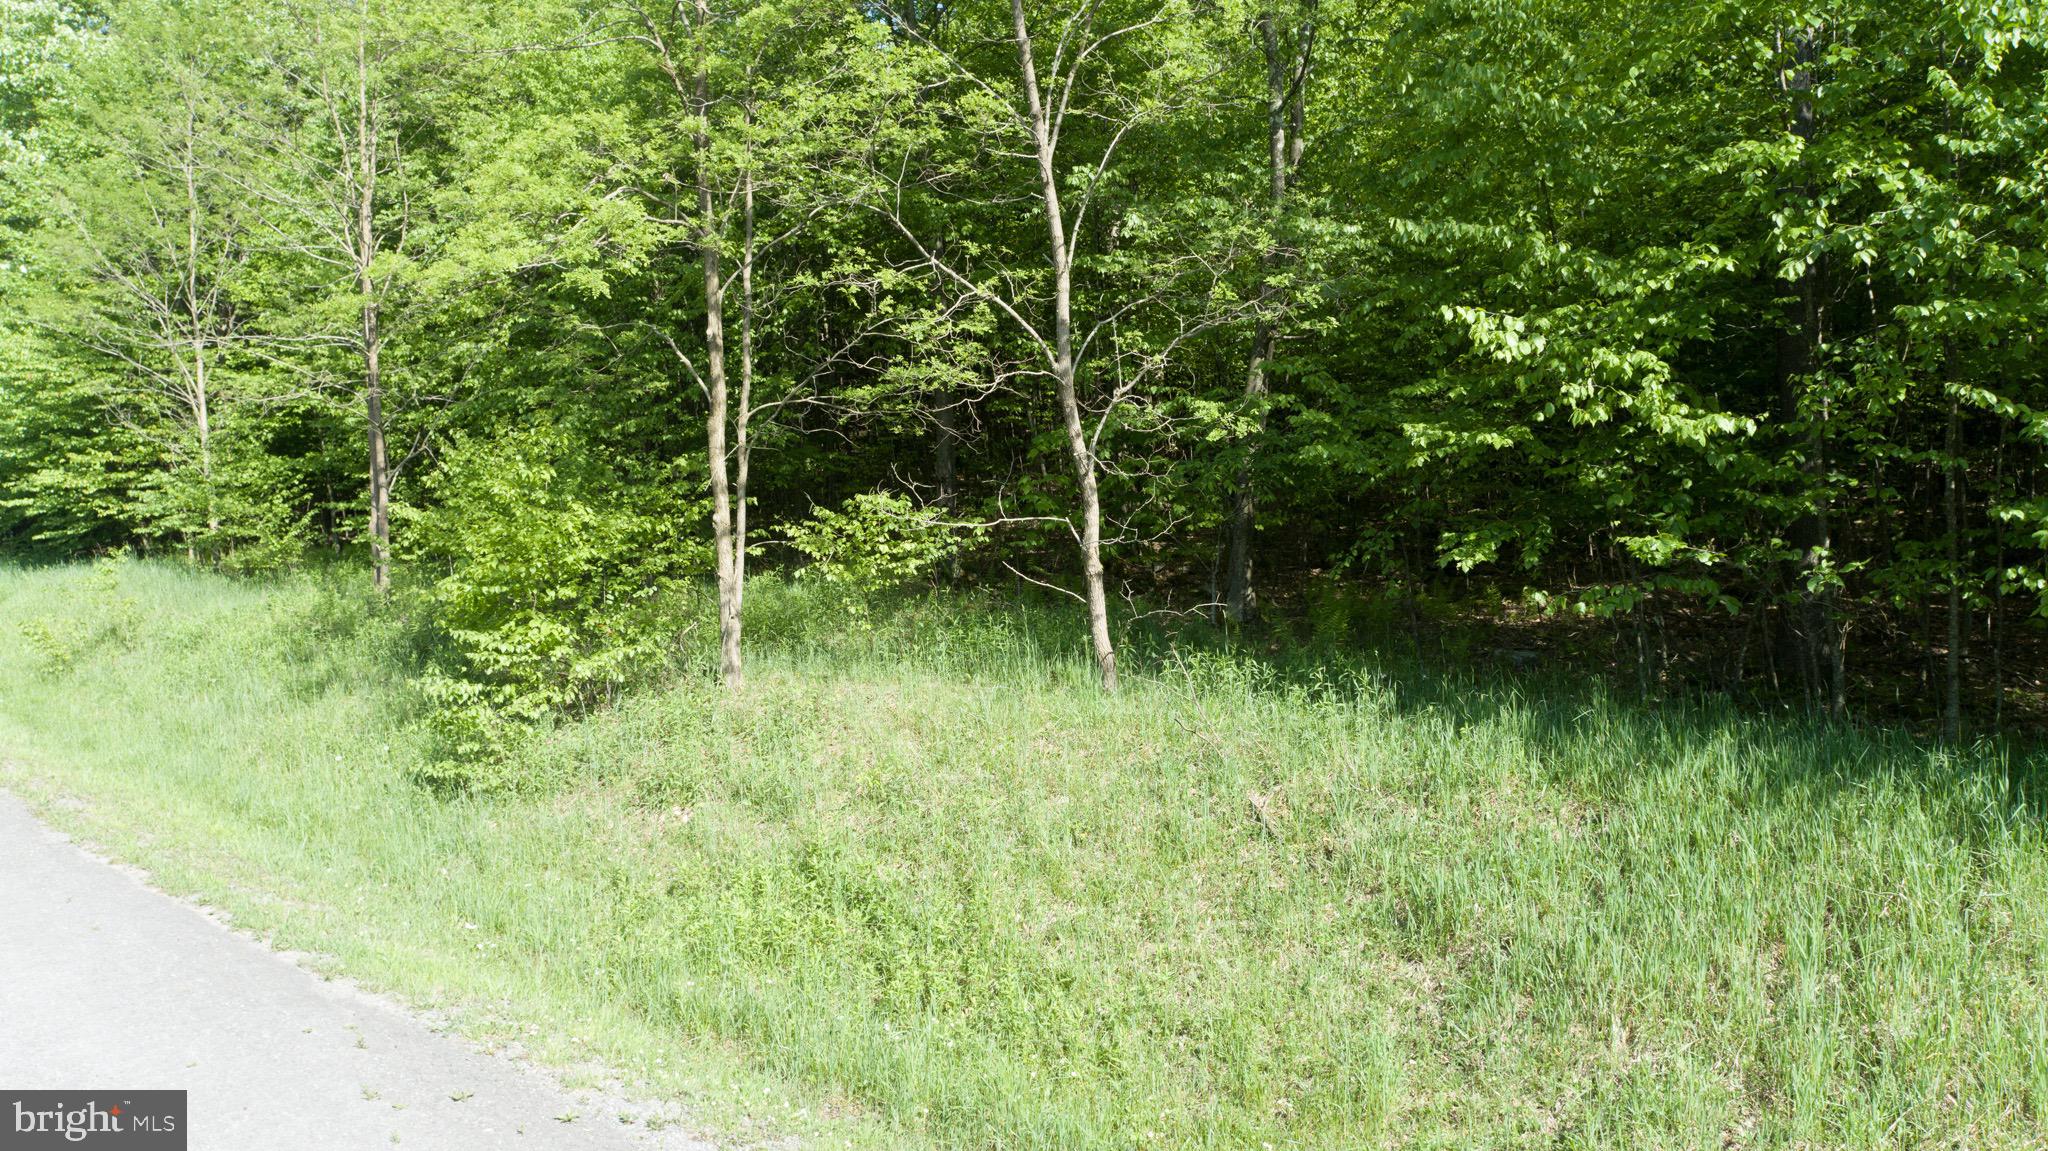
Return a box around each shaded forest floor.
[1,560,2045,1149]
[1228,567,2048,737]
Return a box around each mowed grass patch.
[2,560,2046,1149]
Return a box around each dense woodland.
[3,0,2046,744]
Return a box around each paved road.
[0,792,713,1149]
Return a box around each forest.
[3,0,2044,736]
[3,1,2048,1147]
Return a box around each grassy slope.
[2,560,2045,1149]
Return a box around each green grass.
[2,559,2046,1149]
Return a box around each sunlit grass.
[2,559,2044,1149]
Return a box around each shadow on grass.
[757,578,2048,840]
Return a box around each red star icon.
[109,1106,122,1116]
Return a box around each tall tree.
[232,0,451,592]
[873,0,1245,690]
[28,0,256,553]
[1222,0,1318,625]
[626,0,899,687]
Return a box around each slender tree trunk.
[1013,0,1116,691]
[193,341,215,535]
[1944,392,1963,741]
[361,233,388,596]
[1992,429,2005,733]
[1779,287,1839,715]
[933,400,960,512]
[1224,355,1265,625]
[355,28,390,595]
[190,318,218,550]
[907,0,963,585]
[697,0,742,688]
[934,392,964,581]
[1225,7,1302,625]
[363,320,390,594]
[180,106,219,542]
[1939,79,1966,741]
[1774,26,1841,716]
[735,137,755,619]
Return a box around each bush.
[783,491,974,592]
[130,430,317,575]
[400,423,707,786]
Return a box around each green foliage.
[783,492,974,593]
[4,0,2047,731]
[401,423,707,787]
[0,326,156,553]
[3,0,2048,1139]
[0,0,89,262]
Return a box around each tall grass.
[2,560,2044,1149]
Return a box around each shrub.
[783,491,974,593]
[401,423,707,786]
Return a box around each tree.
[230,0,455,592]
[27,0,259,554]
[871,0,1248,690]
[623,0,905,687]
[1222,0,1320,625]
[1,0,88,268]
